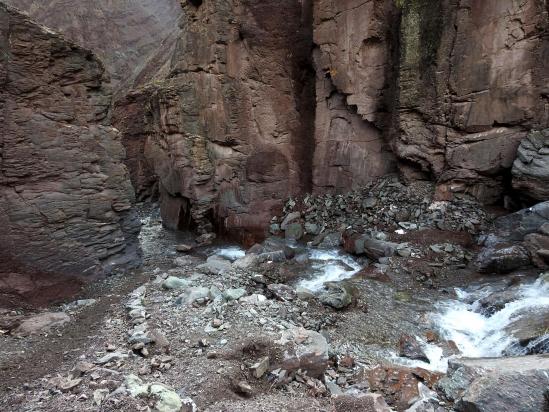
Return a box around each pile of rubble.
[272,176,492,240]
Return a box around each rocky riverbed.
[1,179,548,412]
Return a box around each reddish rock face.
[114,0,316,241]
[0,4,140,279]
[312,0,399,192]
[2,0,182,91]
[395,0,549,203]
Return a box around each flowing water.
[393,276,549,372]
[143,210,549,373]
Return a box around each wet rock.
[438,355,549,412]
[478,289,519,315]
[176,244,194,253]
[492,201,549,241]
[319,231,343,248]
[504,307,549,345]
[233,254,259,270]
[196,233,216,245]
[476,244,531,274]
[406,383,445,412]
[399,335,429,363]
[14,312,70,336]
[296,286,315,301]
[162,277,191,290]
[319,282,353,309]
[276,327,329,378]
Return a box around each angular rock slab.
[438,355,549,412]
[276,327,329,378]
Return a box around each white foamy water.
[433,278,549,359]
[298,249,362,291]
[212,246,245,261]
[390,277,549,372]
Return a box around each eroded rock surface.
[312,0,399,192]
[2,0,182,91]
[395,0,549,203]
[115,0,316,241]
[512,129,549,201]
[0,3,140,278]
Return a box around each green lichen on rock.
[398,0,444,107]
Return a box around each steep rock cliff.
[312,0,399,193]
[2,0,182,91]
[0,3,140,278]
[115,0,316,241]
[395,0,549,202]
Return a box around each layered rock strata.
[0,3,140,278]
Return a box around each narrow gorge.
[0,1,548,411]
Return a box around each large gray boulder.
[512,129,549,201]
[438,355,549,412]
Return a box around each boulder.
[512,129,549,201]
[504,307,549,345]
[162,277,191,290]
[176,287,211,306]
[14,312,70,336]
[275,327,329,378]
[399,335,429,363]
[368,366,442,411]
[198,255,232,275]
[475,244,531,274]
[285,223,304,241]
[319,282,353,309]
[438,355,549,412]
[344,233,399,259]
[281,212,301,230]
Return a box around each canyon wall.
[115,0,549,239]
[0,3,140,278]
[115,0,316,242]
[2,0,182,91]
[395,0,549,202]
[312,0,399,192]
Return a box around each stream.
[141,209,549,373]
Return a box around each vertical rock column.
[312,0,399,193]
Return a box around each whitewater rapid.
[394,276,549,372]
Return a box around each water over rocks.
[2,179,549,411]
